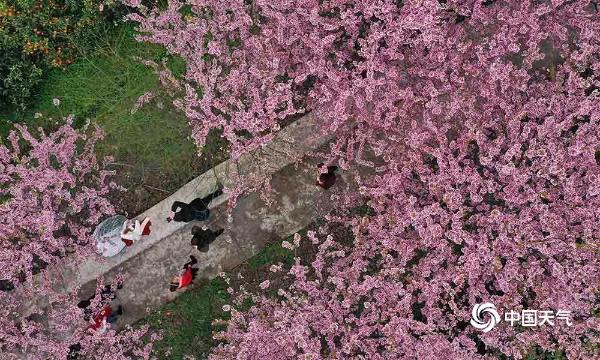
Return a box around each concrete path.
[12,113,343,326]
[74,112,331,290]
[106,157,347,326]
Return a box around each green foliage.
[247,242,294,269]
[354,203,375,217]
[0,0,124,111]
[238,296,254,312]
[525,347,566,360]
[1,62,43,110]
[1,22,228,215]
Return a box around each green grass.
[247,241,294,269]
[1,23,228,214]
[146,277,231,360]
[32,25,199,186]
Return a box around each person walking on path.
[120,217,152,246]
[169,255,199,292]
[191,226,224,252]
[77,282,123,333]
[167,187,224,223]
[316,163,339,190]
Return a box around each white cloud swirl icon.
[470,303,500,332]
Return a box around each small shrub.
[0,0,125,111]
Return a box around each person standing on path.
[315,163,339,190]
[190,226,224,252]
[167,187,224,223]
[169,256,199,292]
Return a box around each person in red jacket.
[78,282,123,331]
[169,255,198,292]
[90,306,112,333]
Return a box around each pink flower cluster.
[127,0,600,359]
[125,0,600,359]
[0,118,159,358]
[0,119,116,285]
[0,277,156,359]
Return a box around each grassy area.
[1,24,228,216]
[143,237,297,360]
[247,240,295,269]
[145,277,232,359]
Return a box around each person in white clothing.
[120,217,152,246]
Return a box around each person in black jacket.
[315,163,339,190]
[167,187,223,223]
[190,226,224,252]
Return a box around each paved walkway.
[106,157,346,326]
[12,113,348,328]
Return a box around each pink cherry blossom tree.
[0,119,158,359]
[213,107,600,358]
[0,118,116,286]
[129,0,600,359]
[0,277,156,360]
